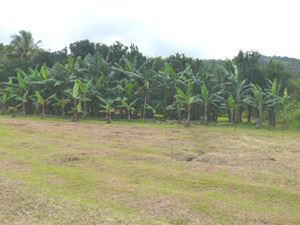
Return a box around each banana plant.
[65,79,81,122]
[0,93,8,114]
[77,79,92,116]
[0,78,14,114]
[35,90,56,119]
[281,88,290,129]
[155,62,177,116]
[113,57,155,121]
[120,98,138,121]
[222,96,238,127]
[166,98,186,124]
[51,62,72,118]
[11,90,29,116]
[175,81,196,127]
[145,102,161,122]
[198,83,223,124]
[222,62,249,123]
[52,97,71,118]
[15,69,31,115]
[244,83,265,129]
[7,104,22,117]
[97,96,115,124]
[265,78,285,127]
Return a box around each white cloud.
[1,0,300,59]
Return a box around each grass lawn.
[0,115,300,224]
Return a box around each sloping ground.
[0,117,300,224]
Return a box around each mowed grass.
[0,116,300,224]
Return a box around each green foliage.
[35,90,45,104]
[1,31,297,127]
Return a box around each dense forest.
[0,30,299,128]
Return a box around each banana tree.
[77,79,92,116]
[120,98,138,121]
[7,104,22,117]
[51,62,72,118]
[12,90,29,116]
[155,62,177,116]
[145,102,161,122]
[52,97,70,118]
[35,90,56,119]
[223,63,249,123]
[65,79,81,122]
[97,96,115,124]
[175,81,196,127]
[0,93,8,114]
[265,78,282,126]
[15,69,31,115]
[281,88,290,129]
[244,83,265,129]
[0,78,13,114]
[198,83,223,124]
[166,97,186,124]
[222,96,238,127]
[113,57,154,121]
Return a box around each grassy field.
[0,116,300,224]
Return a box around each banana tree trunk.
[106,111,111,124]
[283,107,287,129]
[256,104,262,129]
[230,108,234,127]
[143,94,147,121]
[177,103,182,124]
[268,109,276,127]
[247,106,251,123]
[203,101,208,124]
[61,89,65,118]
[22,102,26,116]
[163,87,167,117]
[2,104,6,115]
[72,99,78,122]
[127,109,131,121]
[83,93,87,118]
[41,104,45,120]
[236,107,241,123]
[185,103,191,127]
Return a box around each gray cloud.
[1,0,300,60]
[60,16,209,58]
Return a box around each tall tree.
[10,30,42,60]
[69,40,95,60]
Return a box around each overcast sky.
[1,0,300,59]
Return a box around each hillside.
[261,55,300,78]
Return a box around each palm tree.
[10,30,42,60]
